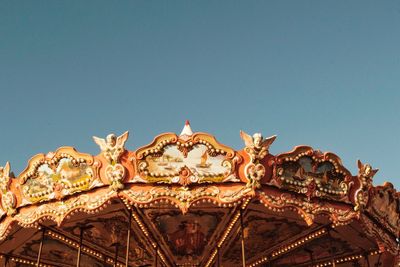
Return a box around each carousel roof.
[0,122,399,267]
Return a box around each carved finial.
[357,160,378,181]
[0,162,11,192]
[354,160,379,211]
[180,120,193,139]
[240,131,276,189]
[0,162,16,216]
[240,130,276,161]
[93,131,129,163]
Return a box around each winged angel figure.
[240,131,276,161]
[0,162,17,215]
[93,132,129,163]
[0,162,11,192]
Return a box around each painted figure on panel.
[170,220,206,256]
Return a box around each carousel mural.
[0,121,398,267]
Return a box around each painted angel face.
[253,133,263,148]
[106,134,117,147]
[364,164,372,176]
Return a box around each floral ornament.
[247,163,266,188]
[0,162,17,216]
[93,132,129,191]
[302,177,317,201]
[240,131,276,188]
[105,164,126,191]
[354,160,378,211]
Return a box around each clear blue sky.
[0,1,399,188]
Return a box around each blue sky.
[0,1,399,188]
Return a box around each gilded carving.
[367,182,399,237]
[258,190,358,226]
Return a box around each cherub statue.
[93,131,129,163]
[357,160,378,186]
[0,162,16,216]
[240,131,276,161]
[354,160,378,211]
[0,162,11,193]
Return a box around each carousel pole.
[217,247,220,267]
[36,228,45,267]
[76,227,84,267]
[113,243,119,267]
[76,225,93,267]
[125,209,132,267]
[240,209,246,267]
[328,230,336,267]
[365,253,371,267]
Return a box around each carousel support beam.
[125,209,132,267]
[36,228,46,267]
[46,227,123,266]
[154,245,158,267]
[240,209,246,267]
[204,201,251,267]
[130,206,172,267]
[248,224,329,266]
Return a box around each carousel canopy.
[0,122,399,267]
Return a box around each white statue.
[93,132,129,163]
[240,130,276,161]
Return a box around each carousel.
[0,122,399,267]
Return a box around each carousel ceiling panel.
[50,200,154,267]
[221,206,312,267]
[16,237,104,267]
[271,234,356,266]
[140,205,234,266]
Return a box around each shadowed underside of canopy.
[0,122,398,267]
